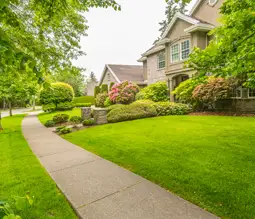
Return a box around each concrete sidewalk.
[22,114,218,219]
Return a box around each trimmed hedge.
[107,102,157,123]
[101,84,108,93]
[73,96,95,104]
[44,120,55,127]
[74,103,92,108]
[95,93,108,108]
[70,116,82,124]
[53,114,69,124]
[56,102,74,111]
[94,86,100,98]
[153,102,191,116]
[40,82,74,106]
[83,118,95,126]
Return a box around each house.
[98,64,147,88]
[138,0,224,101]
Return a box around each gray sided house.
[138,0,255,112]
[99,64,147,88]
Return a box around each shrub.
[56,102,74,111]
[95,93,108,108]
[109,82,115,90]
[44,120,55,127]
[40,82,74,106]
[107,104,124,113]
[59,127,72,134]
[136,82,168,102]
[104,97,113,107]
[107,102,157,123]
[42,103,56,112]
[172,77,207,104]
[70,116,82,124]
[53,114,69,124]
[101,84,108,93]
[74,103,92,108]
[153,102,191,116]
[56,126,66,132]
[192,77,232,106]
[94,86,101,98]
[132,100,155,105]
[83,118,95,126]
[109,81,140,104]
[73,96,95,104]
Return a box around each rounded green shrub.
[56,102,74,111]
[136,82,168,102]
[55,126,66,132]
[94,86,101,98]
[95,93,108,108]
[70,116,82,124]
[40,82,74,106]
[104,97,113,107]
[83,118,95,126]
[74,103,92,108]
[152,102,191,116]
[107,102,157,123]
[53,114,69,124]
[59,127,72,134]
[42,103,56,112]
[44,120,55,127]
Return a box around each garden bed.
[189,111,255,117]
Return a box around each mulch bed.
[189,112,255,117]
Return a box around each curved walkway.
[22,114,218,219]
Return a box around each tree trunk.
[9,101,12,117]
[0,111,3,131]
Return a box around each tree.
[187,0,255,87]
[53,66,86,97]
[154,0,187,44]
[89,72,98,83]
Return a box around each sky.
[73,0,197,80]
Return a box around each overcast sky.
[73,0,197,80]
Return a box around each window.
[232,87,242,99]
[171,44,179,63]
[248,88,255,98]
[157,52,165,69]
[209,0,218,6]
[181,40,190,60]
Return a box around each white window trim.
[248,88,255,99]
[170,43,180,63]
[157,52,166,70]
[231,87,243,99]
[208,0,218,6]
[170,39,191,63]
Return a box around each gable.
[191,0,224,26]
[166,19,192,40]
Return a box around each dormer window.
[208,0,218,6]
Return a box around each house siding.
[166,20,191,40]
[147,53,166,84]
[192,0,224,26]
[101,69,118,85]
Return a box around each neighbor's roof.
[99,64,145,85]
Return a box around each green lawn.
[0,115,77,218]
[38,108,80,124]
[64,115,255,219]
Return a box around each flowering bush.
[109,81,140,104]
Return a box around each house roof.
[99,64,145,85]
[189,0,204,15]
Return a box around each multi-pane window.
[171,44,179,63]
[181,40,190,60]
[232,87,242,98]
[248,88,255,98]
[157,52,166,69]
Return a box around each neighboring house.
[99,64,147,88]
[85,79,98,96]
[138,0,224,101]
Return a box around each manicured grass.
[38,108,81,125]
[0,115,77,218]
[73,96,95,104]
[64,115,255,219]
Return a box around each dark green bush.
[55,126,66,132]
[44,120,55,127]
[95,93,108,108]
[101,84,108,93]
[40,82,74,106]
[109,82,115,90]
[70,116,82,124]
[107,104,124,113]
[56,102,74,111]
[107,102,157,123]
[136,82,168,102]
[83,118,95,126]
[42,103,56,112]
[53,114,69,124]
[59,127,72,134]
[73,96,95,104]
[94,86,101,98]
[153,102,191,116]
[74,103,92,108]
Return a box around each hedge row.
[73,96,95,104]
